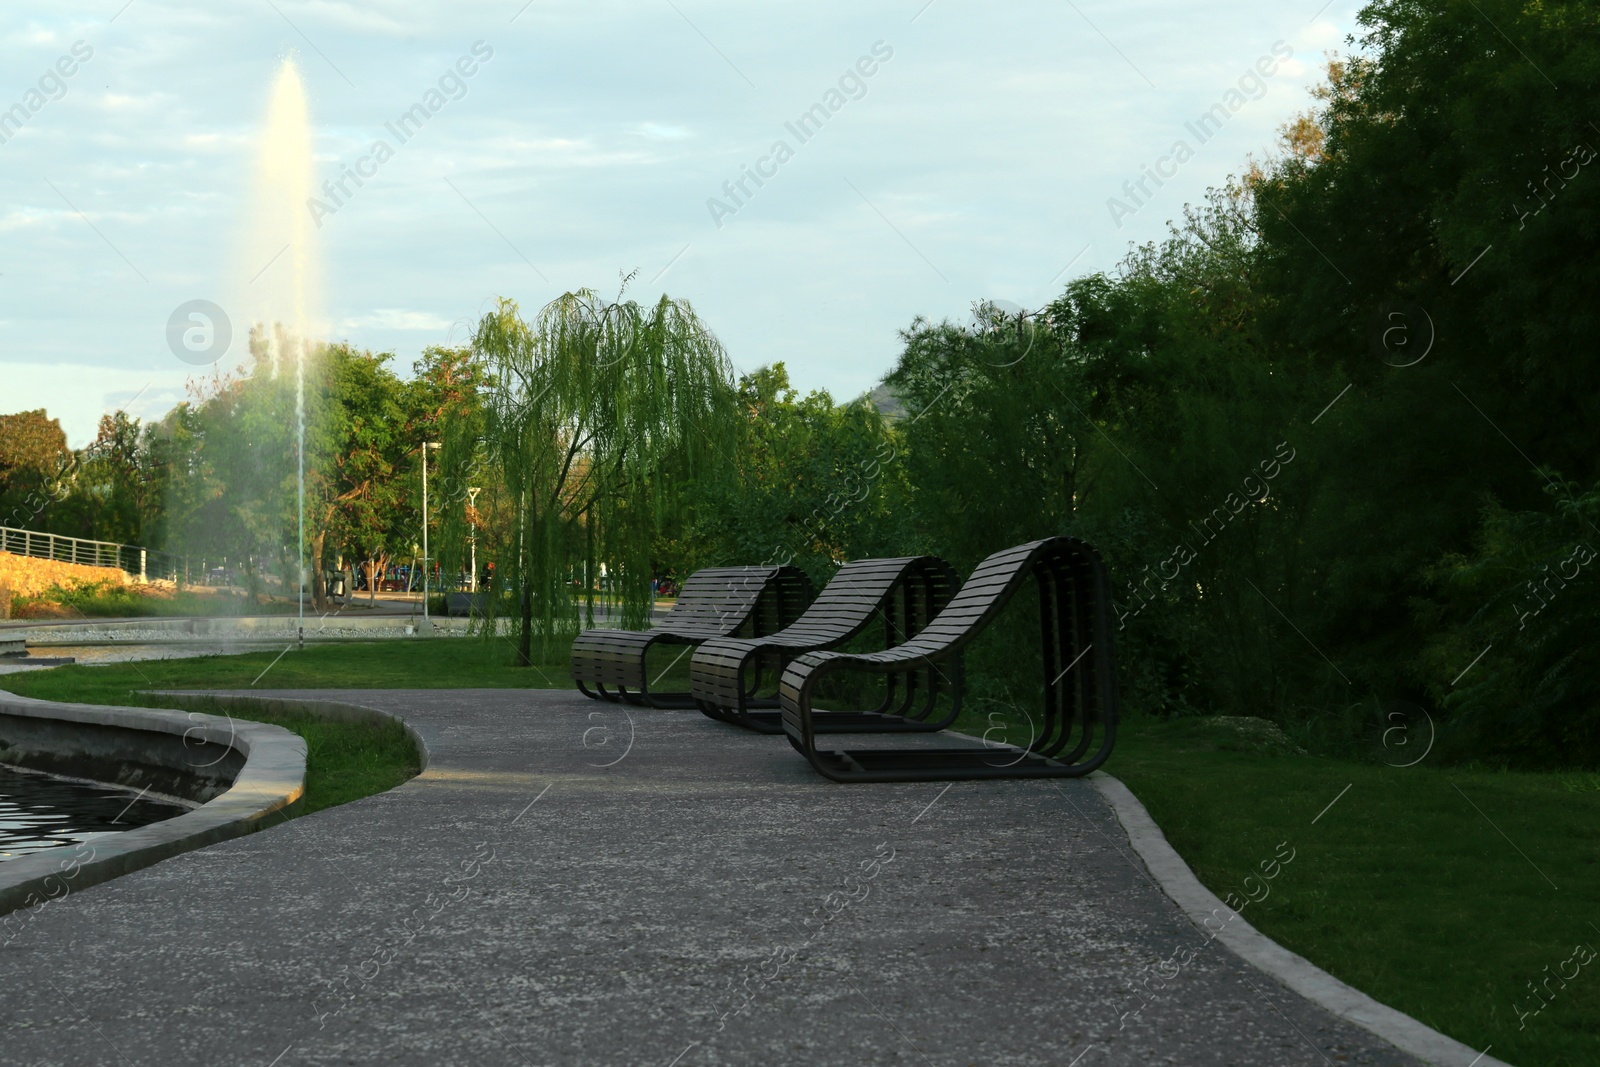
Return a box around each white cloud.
[336,309,452,331]
[0,363,192,447]
[0,207,51,232]
[95,91,175,112]
[0,0,1355,421]
[289,0,412,36]
[632,123,693,140]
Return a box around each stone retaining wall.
[0,551,128,599]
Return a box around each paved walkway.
[0,689,1424,1066]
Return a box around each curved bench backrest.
[892,538,1098,657]
[763,555,954,648]
[777,534,1119,779]
[657,565,811,638]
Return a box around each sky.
[1,0,1356,446]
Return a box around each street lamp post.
[422,442,440,632]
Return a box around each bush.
[1420,481,1600,767]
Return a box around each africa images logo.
[166,300,233,366]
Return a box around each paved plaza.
[0,689,1423,1066]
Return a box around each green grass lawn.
[6,638,571,698]
[167,699,422,814]
[1110,716,1599,1067]
[3,643,1595,1063]
[0,640,565,812]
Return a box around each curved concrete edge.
[0,693,306,919]
[146,690,431,773]
[7,615,466,635]
[1089,773,1509,1067]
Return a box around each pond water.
[0,764,190,861]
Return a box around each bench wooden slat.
[571,565,813,708]
[688,555,960,733]
[779,537,1120,782]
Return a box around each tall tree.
[0,409,70,531]
[309,343,411,609]
[55,412,167,548]
[666,363,911,587]
[456,288,738,664]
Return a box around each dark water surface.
[0,764,189,861]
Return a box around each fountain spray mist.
[245,58,319,643]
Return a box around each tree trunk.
[517,577,533,666]
[310,531,327,612]
[516,488,531,666]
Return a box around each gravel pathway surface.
[0,688,1425,1067]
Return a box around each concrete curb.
[23,628,469,647]
[5,616,457,635]
[0,693,306,919]
[1090,772,1509,1067]
[7,615,474,645]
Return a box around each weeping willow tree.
[441,287,738,665]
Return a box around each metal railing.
[0,525,184,583]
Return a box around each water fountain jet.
[243,58,319,640]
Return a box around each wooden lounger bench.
[571,565,813,709]
[689,555,960,734]
[779,537,1119,782]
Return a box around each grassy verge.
[159,699,423,815]
[0,640,568,812]
[1108,715,1599,1067]
[5,639,571,697]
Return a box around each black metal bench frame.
[780,537,1119,782]
[571,565,813,709]
[689,555,960,734]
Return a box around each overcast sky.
[2,0,1353,446]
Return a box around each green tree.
[398,345,492,598]
[873,0,1600,760]
[54,412,169,549]
[0,409,70,531]
[1420,479,1600,765]
[308,343,411,609]
[667,362,910,588]
[164,325,342,602]
[456,288,738,664]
